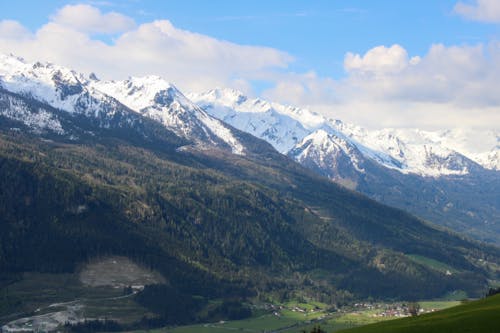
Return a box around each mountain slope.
[189,88,500,243]
[0,87,498,303]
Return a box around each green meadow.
[335,294,500,333]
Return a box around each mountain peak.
[91,77,246,155]
[190,87,249,108]
[189,86,499,175]
[0,55,247,155]
[93,76,183,111]
[0,54,92,113]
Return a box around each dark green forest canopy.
[0,92,499,303]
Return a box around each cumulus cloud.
[454,0,500,23]
[344,44,420,75]
[0,5,293,93]
[50,4,136,34]
[263,43,500,130]
[341,43,497,105]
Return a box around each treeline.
[486,287,500,297]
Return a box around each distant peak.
[197,87,248,105]
[88,72,99,81]
[0,53,25,63]
[125,75,174,88]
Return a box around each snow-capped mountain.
[0,54,245,155]
[288,129,367,184]
[189,88,322,154]
[189,88,500,244]
[189,88,499,176]
[0,54,128,123]
[0,90,65,135]
[92,77,244,154]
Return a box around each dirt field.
[79,256,165,288]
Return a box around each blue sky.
[2,1,498,77]
[0,0,499,129]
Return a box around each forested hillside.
[0,90,499,326]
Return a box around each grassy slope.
[406,255,459,274]
[337,294,500,333]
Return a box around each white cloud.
[342,43,498,105]
[454,0,500,23]
[50,4,136,34]
[344,44,419,75]
[0,20,32,40]
[263,43,500,130]
[0,6,293,94]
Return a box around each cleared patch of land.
[80,256,165,288]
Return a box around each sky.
[0,0,499,130]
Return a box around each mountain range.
[189,88,499,174]
[0,54,499,327]
[188,88,500,243]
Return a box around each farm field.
[147,299,461,333]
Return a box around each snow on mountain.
[0,91,65,135]
[0,54,244,155]
[289,129,366,174]
[331,124,500,174]
[188,88,323,153]
[190,88,499,176]
[474,150,499,171]
[0,54,87,113]
[329,125,478,176]
[428,128,499,171]
[1,54,496,174]
[92,77,244,154]
[0,53,132,123]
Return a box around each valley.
[0,257,467,333]
[0,54,498,333]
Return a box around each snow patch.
[0,94,65,134]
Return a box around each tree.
[408,302,421,316]
[486,287,500,297]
